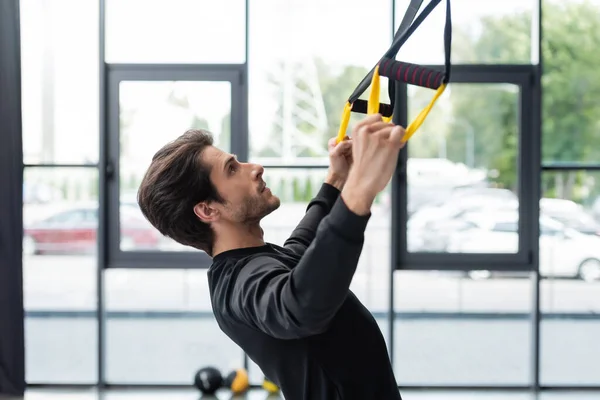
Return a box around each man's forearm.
[283,182,340,254]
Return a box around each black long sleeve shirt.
[207,183,401,400]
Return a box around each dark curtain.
[0,0,26,395]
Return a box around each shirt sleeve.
[282,183,340,256]
[230,195,370,339]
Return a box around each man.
[137,114,406,399]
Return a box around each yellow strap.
[367,66,394,123]
[367,66,381,115]
[338,65,444,144]
[403,82,446,141]
[336,102,352,143]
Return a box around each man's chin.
[251,197,280,222]
[271,194,281,207]
[264,197,281,216]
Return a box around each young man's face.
[203,146,280,224]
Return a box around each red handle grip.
[378,57,445,90]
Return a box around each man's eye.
[229,165,236,174]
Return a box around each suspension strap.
[337,0,452,143]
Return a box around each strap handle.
[378,58,445,90]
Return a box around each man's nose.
[251,163,264,180]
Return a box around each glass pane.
[394,270,532,385]
[248,0,393,162]
[119,80,232,252]
[105,0,245,64]
[20,0,99,164]
[105,269,244,383]
[23,167,98,383]
[407,83,520,254]
[540,170,600,386]
[394,0,536,64]
[541,0,600,164]
[247,167,392,383]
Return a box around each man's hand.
[325,136,353,190]
[341,114,407,215]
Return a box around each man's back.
[208,244,401,400]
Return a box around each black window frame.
[393,65,540,272]
[103,64,247,269]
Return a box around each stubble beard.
[234,193,280,224]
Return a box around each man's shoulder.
[208,249,285,288]
[210,244,294,270]
[207,251,286,322]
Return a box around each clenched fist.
[341,114,407,215]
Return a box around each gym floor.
[3,388,599,400]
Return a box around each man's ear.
[193,202,219,223]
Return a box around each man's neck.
[212,222,265,257]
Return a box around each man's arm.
[231,194,371,339]
[282,173,344,255]
[230,114,404,340]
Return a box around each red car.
[23,204,162,255]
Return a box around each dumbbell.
[193,367,249,395]
[263,377,280,394]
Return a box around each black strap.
[350,101,394,117]
[348,0,425,105]
[443,0,452,83]
[386,0,425,114]
[347,0,451,107]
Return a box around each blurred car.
[408,188,519,252]
[447,211,600,282]
[23,203,163,255]
[540,198,600,236]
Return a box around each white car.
[446,211,600,282]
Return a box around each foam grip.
[224,368,249,394]
[378,57,445,90]
[262,377,280,393]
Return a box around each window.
[116,80,233,253]
[104,269,244,383]
[105,68,244,268]
[20,0,99,164]
[393,270,533,385]
[538,51,600,389]
[394,0,537,65]
[248,0,393,162]
[406,83,522,255]
[104,0,246,64]
[23,167,98,383]
[540,170,600,386]
[541,0,600,164]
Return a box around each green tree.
[446,11,530,190]
[256,60,333,158]
[255,59,378,157]
[449,0,600,197]
[542,0,600,165]
[315,60,370,147]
